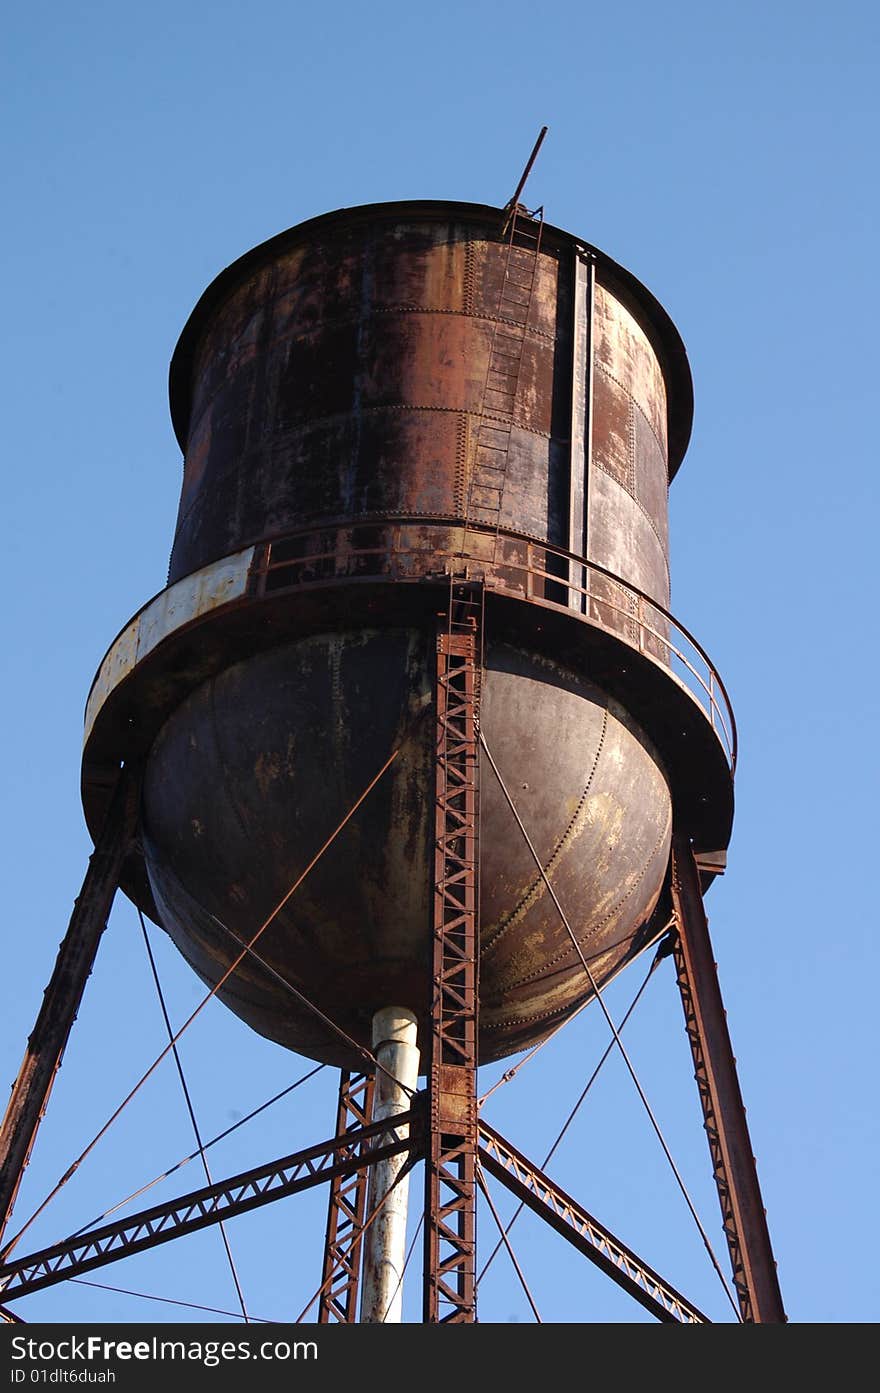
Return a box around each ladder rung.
[494,331,525,349]
[506,251,536,268]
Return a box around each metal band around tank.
[84,548,255,746]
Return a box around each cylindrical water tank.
[83,201,732,1068]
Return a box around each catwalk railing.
[257,518,736,772]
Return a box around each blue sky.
[2,0,877,1324]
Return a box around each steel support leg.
[0,764,139,1248]
[670,833,786,1323]
[423,583,481,1323]
[317,1070,376,1322]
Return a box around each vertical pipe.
[568,250,588,608]
[359,1007,420,1323]
[583,253,596,615]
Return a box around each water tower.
[0,157,785,1322]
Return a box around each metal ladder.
[463,204,545,560]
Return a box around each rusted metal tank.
[82,201,734,1068]
[167,203,684,611]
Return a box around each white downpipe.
[359,1006,420,1323]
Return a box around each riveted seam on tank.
[454,418,468,515]
[483,1007,568,1032]
[463,240,476,316]
[489,802,672,993]
[194,400,552,445]
[482,992,601,1032]
[369,304,556,341]
[360,403,551,439]
[481,916,651,1021]
[594,359,668,466]
[483,993,614,1031]
[627,395,637,500]
[482,939,632,1030]
[496,806,671,991]
[590,461,672,586]
[480,709,609,957]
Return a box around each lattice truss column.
[317,1070,376,1323]
[424,584,482,1323]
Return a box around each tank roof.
[168,199,694,477]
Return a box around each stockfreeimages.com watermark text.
[9,1335,316,1378]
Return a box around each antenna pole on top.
[504,125,549,217]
